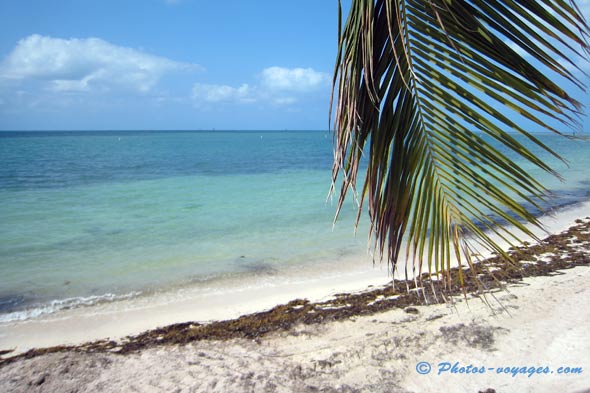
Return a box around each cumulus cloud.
[0,34,199,93]
[260,67,329,92]
[190,66,328,108]
[192,83,253,103]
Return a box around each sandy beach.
[1,204,590,392]
[1,202,588,353]
[0,257,589,392]
[2,0,590,390]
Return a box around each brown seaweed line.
[1,217,589,367]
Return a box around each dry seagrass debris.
[1,218,589,367]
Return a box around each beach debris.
[1,218,589,367]
[439,322,505,350]
[404,307,419,314]
[31,373,47,386]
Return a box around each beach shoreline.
[1,209,589,392]
[0,201,589,357]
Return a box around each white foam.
[0,201,588,353]
[0,292,141,323]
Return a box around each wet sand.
[1,211,589,392]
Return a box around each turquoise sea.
[0,131,589,322]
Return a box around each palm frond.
[331,0,590,286]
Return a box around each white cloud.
[272,96,298,105]
[192,83,254,103]
[260,67,329,92]
[190,66,329,108]
[0,34,199,93]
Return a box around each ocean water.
[0,131,589,322]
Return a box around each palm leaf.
[331,0,590,287]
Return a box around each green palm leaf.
[331,0,590,287]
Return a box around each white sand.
[0,201,588,352]
[1,202,589,392]
[1,201,588,354]
[1,264,589,392]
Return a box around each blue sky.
[0,0,346,130]
[0,0,588,131]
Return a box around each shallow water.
[0,131,588,322]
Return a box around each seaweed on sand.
[1,218,589,367]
